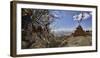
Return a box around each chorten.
[72,25,86,36]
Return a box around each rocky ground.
[22,34,92,49]
[60,35,92,47]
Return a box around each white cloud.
[89,12,92,15]
[73,15,79,20]
[73,12,92,21]
[83,12,90,20]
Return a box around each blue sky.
[49,10,92,32]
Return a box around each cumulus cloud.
[73,13,82,20]
[73,12,92,21]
